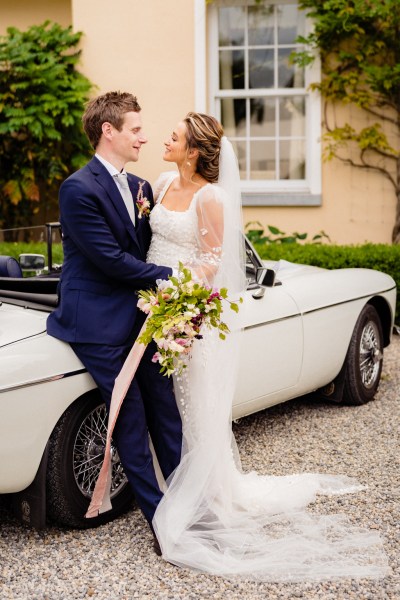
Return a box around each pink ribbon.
[85,318,149,518]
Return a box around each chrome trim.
[303,287,396,316]
[0,368,87,393]
[244,287,396,332]
[245,313,299,331]
[0,330,47,349]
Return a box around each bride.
[147,112,389,580]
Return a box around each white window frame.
[195,0,321,206]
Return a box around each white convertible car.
[0,227,396,529]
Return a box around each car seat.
[0,256,23,278]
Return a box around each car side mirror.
[256,267,275,287]
[252,267,276,300]
[19,253,46,272]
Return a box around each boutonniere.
[136,181,151,219]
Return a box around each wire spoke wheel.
[47,391,133,528]
[343,304,384,405]
[73,404,128,499]
[359,320,383,390]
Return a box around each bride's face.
[163,121,188,165]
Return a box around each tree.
[294,0,400,243]
[0,21,94,238]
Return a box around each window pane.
[280,140,305,179]
[250,98,275,137]
[221,98,246,137]
[232,140,247,179]
[277,4,305,45]
[213,2,310,184]
[250,141,276,180]
[279,97,305,137]
[249,49,274,89]
[218,6,245,46]
[278,49,304,88]
[248,4,274,46]
[219,49,245,90]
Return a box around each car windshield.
[245,236,264,288]
[0,223,62,275]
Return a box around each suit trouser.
[70,338,182,526]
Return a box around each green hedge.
[0,239,398,322]
[253,242,400,324]
[0,242,64,266]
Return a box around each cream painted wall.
[0,0,397,244]
[72,0,196,185]
[244,159,397,245]
[0,0,71,34]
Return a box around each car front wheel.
[343,304,384,405]
[46,390,133,528]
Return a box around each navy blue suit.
[47,156,182,524]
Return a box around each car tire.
[342,304,384,405]
[46,390,134,528]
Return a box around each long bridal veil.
[151,138,389,581]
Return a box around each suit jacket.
[47,156,172,344]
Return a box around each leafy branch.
[0,21,94,236]
[292,0,400,242]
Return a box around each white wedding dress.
[146,161,389,580]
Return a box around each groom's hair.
[82,91,141,149]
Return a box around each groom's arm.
[59,177,172,286]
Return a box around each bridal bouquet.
[137,263,242,376]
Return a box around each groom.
[47,91,182,546]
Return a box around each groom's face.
[111,111,147,163]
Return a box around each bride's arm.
[189,186,225,285]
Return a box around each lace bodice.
[147,173,201,269]
[147,172,223,279]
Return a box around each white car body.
[0,239,396,527]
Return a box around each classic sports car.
[0,225,396,530]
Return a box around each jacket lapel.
[89,157,141,251]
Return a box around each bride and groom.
[47,91,388,581]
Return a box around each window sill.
[241,193,322,207]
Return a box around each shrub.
[0,22,93,235]
[0,241,63,266]
[253,242,400,323]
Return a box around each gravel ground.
[1,336,399,600]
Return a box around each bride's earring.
[186,161,191,167]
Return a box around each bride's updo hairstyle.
[183,112,224,183]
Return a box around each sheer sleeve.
[188,185,225,285]
[187,183,245,305]
[152,171,177,204]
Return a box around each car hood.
[0,302,48,347]
[263,259,324,280]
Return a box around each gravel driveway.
[1,336,399,600]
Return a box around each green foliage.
[253,240,400,322]
[293,0,400,242]
[0,241,63,266]
[0,21,94,234]
[246,222,331,245]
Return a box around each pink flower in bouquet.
[137,263,242,376]
[151,352,162,363]
[137,297,152,314]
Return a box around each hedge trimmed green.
[254,242,400,323]
[0,242,63,265]
[0,240,398,322]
